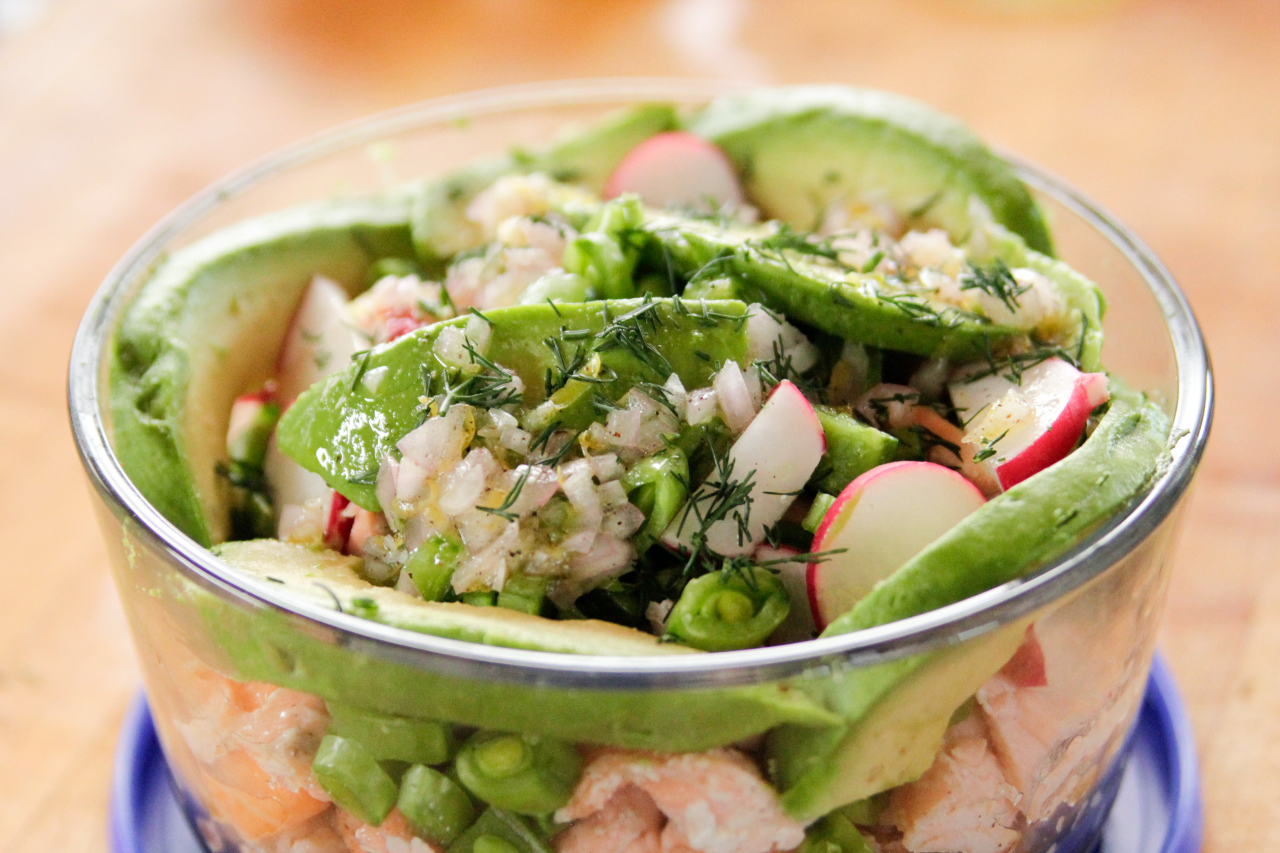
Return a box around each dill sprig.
[971,429,1010,464]
[595,298,674,379]
[671,439,757,580]
[961,259,1029,314]
[477,465,531,522]
[423,340,524,415]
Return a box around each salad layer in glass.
[94,85,1189,853]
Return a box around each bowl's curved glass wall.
[70,81,1210,853]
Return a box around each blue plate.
[109,655,1202,853]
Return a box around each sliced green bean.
[621,447,689,546]
[328,703,457,765]
[312,734,399,826]
[407,534,466,602]
[455,731,582,815]
[496,575,549,616]
[398,764,477,846]
[666,565,790,651]
[802,494,837,533]
[798,811,875,853]
[445,808,554,853]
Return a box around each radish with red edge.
[950,357,1109,491]
[275,275,364,409]
[325,492,355,554]
[662,380,825,558]
[807,461,986,630]
[603,131,745,211]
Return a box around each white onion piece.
[360,366,389,394]
[452,521,521,593]
[596,480,630,511]
[588,453,625,483]
[604,408,643,448]
[465,313,492,353]
[376,456,400,517]
[624,389,660,419]
[561,465,603,554]
[714,361,755,433]
[856,383,920,429]
[453,506,508,553]
[602,503,646,540]
[569,536,633,581]
[646,599,675,634]
[686,387,718,426]
[439,448,499,516]
[403,512,446,553]
[743,367,763,413]
[433,326,470,367]
[663,373,689,420]
[398,406,470,477]
[396,457,430,504]
[504,465,560,517]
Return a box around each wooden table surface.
[2,0,1276,850]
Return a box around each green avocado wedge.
[686,86,1053,255]
[767,395,1171,819]
[650,215,1024,361]
[200,539,843,751]
[411,103,677,268]
[650,213,1102,365]
[276,298,749,511]
[110,195,416,546]
[214,540,695,656]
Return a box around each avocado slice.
[685,86,1053,255]
[412,103,677,268]
[215,539,695,655]
[767,395,1170,819]
[771,617,1031,821]
[650,215,1023,361]
[197,539,843,750]
[276,298,749,510]
[110,195,416,546]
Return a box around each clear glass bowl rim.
[68,78,1213,691]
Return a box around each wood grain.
[1,0,1275,850]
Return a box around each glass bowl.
[69,80,1211,853]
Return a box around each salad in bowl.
[72,83,1210,853]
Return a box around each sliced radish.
[950,358,1109,491]
[603,131,745,211]
[807,461,986,630]
[662,380,825,558]
[325,492,355,554]
[275,276,365,408]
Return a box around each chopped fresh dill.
[971,428,1009,464]
[350,349,374,391]
[528,420,562,456]
[961,259,1029,314]
[477,465,531,522]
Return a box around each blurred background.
[2,1,1277,850]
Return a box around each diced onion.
[714,361,755,433]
